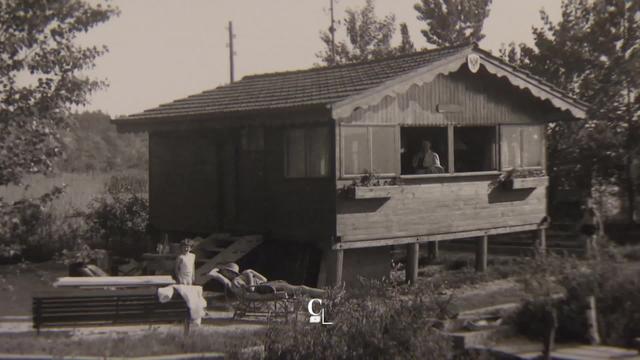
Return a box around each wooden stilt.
[406,243,419,285]
[537,228,547,257]
[475,235,488,272]
[427,241,439,260]
[332,249,344,286]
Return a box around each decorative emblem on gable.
[467,54,480,73]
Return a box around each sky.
[80,0,562,117]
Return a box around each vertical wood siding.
[149,131,219,233]
[340,69,550,126]
[264,126,336,244]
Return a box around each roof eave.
[331,47,588,121]
[112,103,332,132]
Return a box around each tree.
[0,0,119,185]
[58,111,148,173]
[397,22,416,55]
[317,0,397,65]
[501,0,640,222]
[414,0,492,48]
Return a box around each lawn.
[0,261,68,316]
[0,328,263,358]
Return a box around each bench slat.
[32,290,191,333]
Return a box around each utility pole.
[227,21,235,83]
[329,0,336,65]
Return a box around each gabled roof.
[117,44,587,126]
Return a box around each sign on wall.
[467,54,480,73]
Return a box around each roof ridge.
[241,43,473,80]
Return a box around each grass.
[0,328,263,357]
[0,170,147,216]
[0,261,68,316]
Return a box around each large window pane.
[454,127,496,172]
[343,127,370,175]
[307,127,330,177]
[371,127,396,174]
[522,126,543,167]
[285,129,305,177]
[500,126,521,169]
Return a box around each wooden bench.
[32,288,190,334]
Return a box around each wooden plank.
[351,186,399,199]
[53,276,175,288]
[505,176,549,189]
[333,223,544,249]
[194,235,263,283]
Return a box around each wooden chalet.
[114,44,587,286]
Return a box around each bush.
[0,186,76,262]
[263,280,453,360]
[513,254,640,347]
[83,181,149,259]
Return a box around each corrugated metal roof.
[118,44,587,124]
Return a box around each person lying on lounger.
[207,262,327,298]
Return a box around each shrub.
[513,254,640,347]
[83,182,149,259]
[263,280,453,360]
[0,186,73,262]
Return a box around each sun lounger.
[208,272,299,321]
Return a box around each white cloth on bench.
[158,284,207,325]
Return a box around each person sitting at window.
[412,140,444,174]
[208,262,327,298]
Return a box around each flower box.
[503,176,549,190]
[348,185,399,199]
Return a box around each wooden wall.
[149,131,219,234]
[148,111,337,247]
[334,66,552,243]
[340,66,554,126]
[264,126,336,245]
[336,176,546,242]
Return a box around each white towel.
[157,285,207,325]
[157,285,174,303]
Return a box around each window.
[284,126,330,178]
[401,127,448,175]
[454,127,497,173]
[500,125,543,169]
[342,125,396,176]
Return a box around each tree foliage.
[0,0,118,186]
[414,0,492,48]
[501,0,640,221]
[57,111,148,173]
[397,22,416,55]
[317,0,401,65]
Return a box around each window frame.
[337,123,546,181]
[283,125,331,179]
[340,123,399,179]
[399,125,501,179]
[499,124,545,171]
